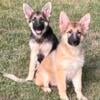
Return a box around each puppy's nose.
[73,38,80,45]
[68,33,80,46]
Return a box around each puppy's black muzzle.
[33,19,45,32]
[68,33,80,46]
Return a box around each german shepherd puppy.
[34,11,90,100]
[2,2,58,82]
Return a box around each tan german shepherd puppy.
[34,11,90,100]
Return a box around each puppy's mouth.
[33,21,45,35]
[35,30,43,35]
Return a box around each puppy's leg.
[35,69,51,93]
[72,68,88,100]
[26,49,38,81]
[41,71,51,93]
[26,40,39,81]
[35,78,51,93]
[55,69,69,100]
[41,85,51,93]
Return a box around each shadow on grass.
[83,53,100,82]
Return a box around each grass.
[0,0,100,100]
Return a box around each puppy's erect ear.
[42,2,52,18]
[79,13,91,32]
[23,3,33,19]
[59,11,70,33]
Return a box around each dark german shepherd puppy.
[2,2,58,82]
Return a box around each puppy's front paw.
[42,87,51,93]
[26,77,33,81]
[60,95,69,100]
[26,74,35,81]
[77,95,88,100]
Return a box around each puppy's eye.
[40,17,48,22]
[77,31,81,35]
[40,17,45,22]
[77,31,82,36]
[68,30,72,34]
[32,17,36,21]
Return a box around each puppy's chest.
[29,39,52,56]
[60,53,84,79]
[39,41,52,56]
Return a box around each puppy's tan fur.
[34,11,90,100]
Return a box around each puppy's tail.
[0,72,26,83]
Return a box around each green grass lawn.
[0,0,100,100]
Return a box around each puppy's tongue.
[36,30,42,34]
